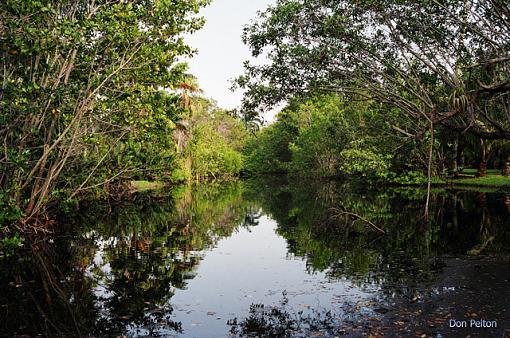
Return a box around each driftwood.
[330,208,386,234]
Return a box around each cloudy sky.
[185,0,275,112]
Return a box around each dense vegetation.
[2,0,510,249]
[2,2,510,336]
[244,94,415,180]
[0,1,247,241]
[238,0,510,182]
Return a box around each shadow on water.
[1,178,510,336]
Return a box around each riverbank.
[130,180,166,192]
[447,174,510,189]
[390,169,510,192]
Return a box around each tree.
[236,0,510,140]
[0,0,209,223]
[188,99,246,179]
[243,94,398,178]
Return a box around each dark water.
[1,178,510,337]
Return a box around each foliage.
[0,233,23,258]
[189,119,244,178]
[0,194,23,257]
[338,143,392,178]
[0,0,210,222]
[190,134,243,178]
[237,0,510,142]
[391,171,431,185]
[287,95,350,176]
[243,123,296,174]
[0,193,23,226]
[236,0,510,190]
[244,94,398,179]
[174,97,247,180]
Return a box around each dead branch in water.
[330,208,386,234]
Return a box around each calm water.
[1,178,510,337]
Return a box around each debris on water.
[373,307,389,314]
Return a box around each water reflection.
[246,178,510,279]
[1,178,509,336]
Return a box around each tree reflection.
[244,177,510,296]
[0,180,256,336]
[2,179,509,336]
[0,236,98,336]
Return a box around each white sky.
[185,0,275,114]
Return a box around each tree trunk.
[451,135,459,176]
[477,161,487,177]
[501,159,510,176]
[504,195,510,212]
[457,144,464,167]
[477,139,489,177]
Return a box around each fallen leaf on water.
[369,333,383,338]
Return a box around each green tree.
[0,0,209,223]
[243,122,297,174]
[243,94,396,179]
[173,97,247,180]
[236,0,510,140]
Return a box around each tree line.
[237,0,510,181]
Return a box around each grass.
[130,180,165,192]
[459,168,500,175]
[447,168,510,189]
[449,175,510,187]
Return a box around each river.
[1,177,509,337]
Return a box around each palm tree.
[173,75,202,153]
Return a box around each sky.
[185,0,275,114]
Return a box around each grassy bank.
[448,175,510,188]
[385,169,510,192]
[446,169,510,190]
